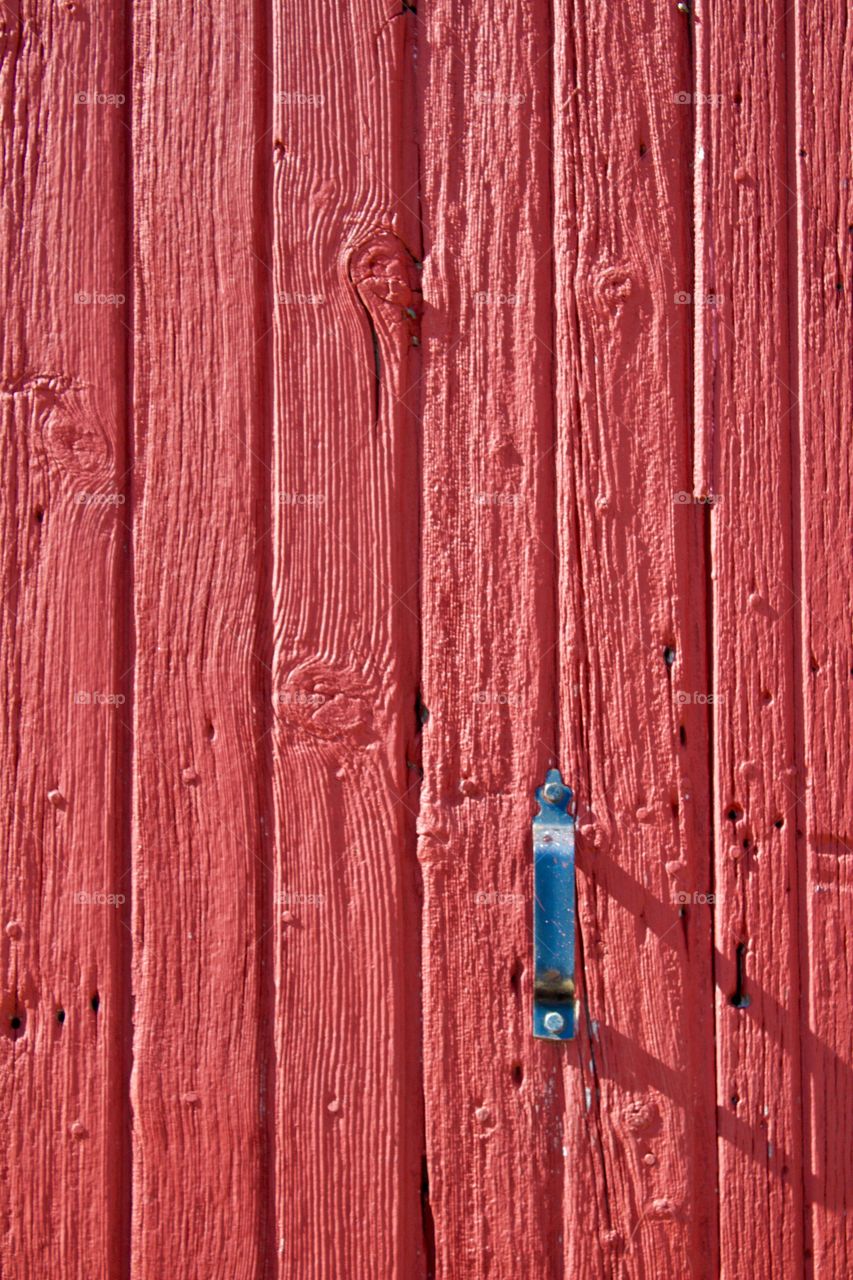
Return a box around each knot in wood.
[348,231,420,321]
[622,1097,658,1133]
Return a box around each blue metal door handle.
[532,769,577,1039]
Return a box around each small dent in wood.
[509,957,523,996]
[491,435,522,469]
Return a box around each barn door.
[0,1,850,1277]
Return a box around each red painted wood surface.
[700,2,808,1272]
[270,3,423,1273]
[0,4,131,1275]
[553,5,717,1273]
[417,3,561,1273]
[130,2,269,1275]
[794,2,853,1270]
[1,2,851,1278]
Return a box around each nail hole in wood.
[509,958,523,995]
[414,688,429,730]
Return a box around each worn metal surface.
[532,770,576,1040]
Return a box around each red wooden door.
[0,1,850,1277]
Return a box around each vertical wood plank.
[130,2,269,1273]
[418,3,564,1273]
[269,3,424,1274]
[553,3,717,1274]
[0,3,130,1275]
[701,1,805,1272]
[793,1,853,1269]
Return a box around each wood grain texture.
[269,3,424,1274]
[0,3,131,1276]
[3,2,853,1274]
[130,2,269,1274]
[793,1,853,1270]
[553,3,717,1275]
[700,1,805,1273]
[417,3,566,1274]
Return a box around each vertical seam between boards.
[254,0,278,1270]
[783,0,810,1266]
[120,6,136,1275]
[409,4,433,1275]
[690,3,723,1270]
